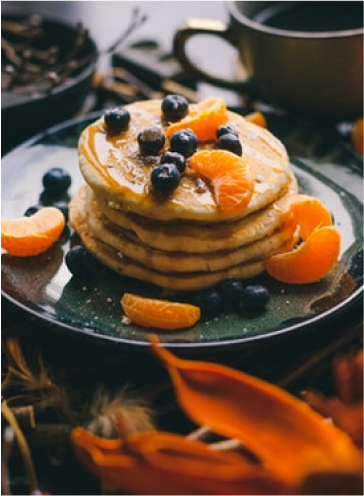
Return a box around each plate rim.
[2,281,363,353]
[2,111,363,353]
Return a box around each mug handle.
[173,18,252,93]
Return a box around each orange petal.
[165,97,228,141]
[303,391,364,446]
[72,428,283,495]
[333,349,363,405]
[150,336,363,484]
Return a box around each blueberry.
[241,284,270,311]
[217,133,243,156]
[217,278,245,311]
[42,167,72,197]
[65,246,101,279]
[137,127,166,155]
[104,106,130,133]
[216,124,239,138]
[151,163,181,194]
[193,288,224,320]
[24,204,43,217]
[52,200,69,221]
[162,94,189,121]
[169,129,198,157]
[160,151,186,173]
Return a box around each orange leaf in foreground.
[1,207,65,257]
[334,348,363,405]
[150,336,363,486]
[266,226,341,284]
[72,428,283,495]
[303,391,364,448]
[303,349,364,446]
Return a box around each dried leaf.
[302,349,363,446]
[302,390,363,446]
[149,336,363,485]
[333,350,363,405]
[72,427,284,495]
[85,387,155,439]
[71,339,363,495]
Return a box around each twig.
[278,321,363,389]
[102,7,147,55]
[186,425,212,441]
[209,438,241,451]
[1,400,38,494]
[10,405,36,430]
[1,426,15,496]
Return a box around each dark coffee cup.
[173,1,363,120]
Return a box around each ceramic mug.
[173,1,363,121]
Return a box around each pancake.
[78,99,292,222]
[70,185,297,274]
[92,172,298,253]
[70,97,301,291]
[70,193,297,291]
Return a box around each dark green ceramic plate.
[2,111,363,354]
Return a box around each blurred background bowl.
[1,13,98,154]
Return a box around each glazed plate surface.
[2,111,363,353]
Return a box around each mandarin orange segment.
[288,194,333,240]
[245,111,267,128]
[266,226,341,284]
[121,293,201,330]
[189,149,254,214]
[1,207,65,257]
[165,97,228,141]
[351,118,363,156]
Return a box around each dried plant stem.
[209,438,241,451]
[186,425,211,441]
[10,405,36,430]
[103,6,147,55]
[1,426,15,495]
[1,400,38,494]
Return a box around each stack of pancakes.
[69,99,299,291]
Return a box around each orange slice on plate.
[288,194,333,240]
[121,293,201,330]
[189,149,254,214]
[266,225,341,284]
[1,207,65,257]
[245,111,267,128]
[165,97,228,141]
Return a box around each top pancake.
[78,99,291,222]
